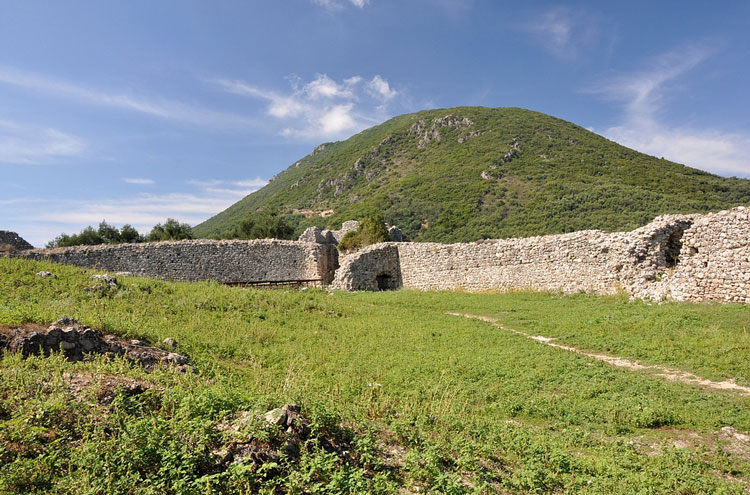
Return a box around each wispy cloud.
[187,177,268,196]
[6,177,268,246]
[587,44,750,177]
[212,74,398,141]
[0,65,257,130]
[523,7,598,61]
[122,177,155,185]
[0,119,86,164]
[312,0,369,10]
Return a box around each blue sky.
[2,0,749,246]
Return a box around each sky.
[1,1,749,247]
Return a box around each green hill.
[194,107,750,242]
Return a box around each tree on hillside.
[227,210,295,240]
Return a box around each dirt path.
[448,312,750,396]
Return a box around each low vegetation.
[220,210,296,241]
[1,256,749,493]
[338,216,390,252]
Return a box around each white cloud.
[213,74,397,141]
[123,177,155,185]
[5,177,269,246]
[524,7,598,60]
[0,65,257,130]
[312,0,369,10]
[367,75,398,101]
[587,44,750,177]
[0,119,86,164]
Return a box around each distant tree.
[119,224,143,243]
[147,218,193,242]
[46,220,145,247]
[338,215,390,252]
[97,221,121,244]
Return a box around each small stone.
[166,352,188,365]
[53,316,78,327]
[79,329,100,351]
[264,407,287,426]
[61,328,79,342]
[61,340,77,350]
[45,328,62,346]
[36,271,56,278]
[91,274,117,287]
[162,337,177,350]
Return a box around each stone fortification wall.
[393,214,694,295]
[19,239,338,284]
[0,231,34,252]
[9,207,750,303]
[333,207,750,304]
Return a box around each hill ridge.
[194,106,750,242]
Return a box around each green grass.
[193,106,750,242]
[1,257,750,494]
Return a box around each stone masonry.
[18,239,338,284]
[331,207,750,304]
[8,207,750,303]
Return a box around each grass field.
[1,257,749,494]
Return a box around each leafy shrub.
[338,216,390,252]
[226,210,295,240]
[146,218,194,242]
[47,221,145,248]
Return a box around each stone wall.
[332,207,750,304]
[8,207,750,303]
[0,231,34,252]
[19,239,338,284]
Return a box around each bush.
[47,221,136,248]
[226,211,295,240]
[338,216,390,252]
[146,219,193,242]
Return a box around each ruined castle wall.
[0,231,34,251]
[656,207,750,303]
[331,244,402,291]
[333,207,750,303]
[19,239,337,284]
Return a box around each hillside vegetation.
[1,257,750,493]
[194,107,750,242]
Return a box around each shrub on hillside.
[225,210,295,240]
[338,216,390,253]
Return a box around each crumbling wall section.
[331,243,402,291]
[0,231,34,252]
[653,207,750,303]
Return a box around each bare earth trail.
[447,312,750,396]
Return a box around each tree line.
[46,219,194,248]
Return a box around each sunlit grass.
[1,257,749,494]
